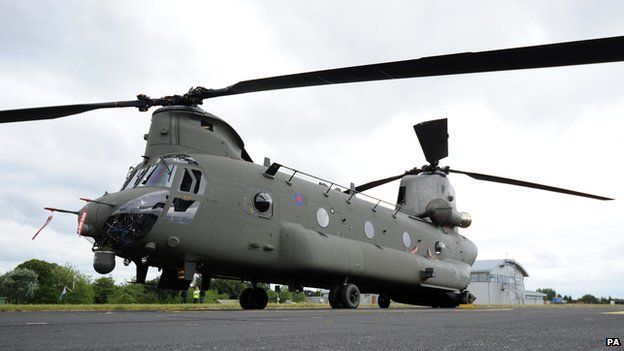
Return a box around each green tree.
[210,279,251,299]
[109,292,137,304]
[92,277,117,304]
[1,268,39,304]
[267,289,277,303]
[55,264,94,304]
[278,287,292,303]
[201,289,229,303]
[536,288,557,301]
[292,291,305,303]
[117,283,159,304]
[16,259,62,303]
[580,294,599,304]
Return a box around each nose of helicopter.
[79,189,169,247]
[77,200,114,238]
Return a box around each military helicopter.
[1,35,621,309]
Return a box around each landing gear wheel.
[240,287,268,309]
[460,290,476,304]
[239,288,253,309]
[338,283,360,309]
[250,287,268,310]
[329,285,343,309]
[378,294,391,309]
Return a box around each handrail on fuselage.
[263,162,404,214]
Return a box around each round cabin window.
[253,192,273,213]
[316,208,329,228]
[402,232,411,248]
[364,221,375,239]
[435,241,446,255]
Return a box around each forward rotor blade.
[354,174,405,193]
[0,101,144,123]
[4,36,624,121]
[448,169,613,200]
[205,35,624,98]
[353,168,422,193]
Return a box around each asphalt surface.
[0,306,622,351]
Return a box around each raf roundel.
[293,191,305,206]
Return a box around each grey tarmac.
[0,306,622,351]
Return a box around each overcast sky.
[0,1,622,298]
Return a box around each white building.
[467,259,544,305]
[524,290,547,305]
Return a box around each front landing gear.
[329,283,361,309]
[240,287,268,310]
[377,294,391,309]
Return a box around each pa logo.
[606,338,621,347]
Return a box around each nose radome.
[78,200,115,238]
[98,190,169,247]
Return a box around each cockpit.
[99,155,207,248]
[122,155,199,190]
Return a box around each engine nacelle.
[426,198,472,228]
[397,171,471,228]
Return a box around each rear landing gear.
[378,294,391,309]
[328,285,342,308]
[240,287,268,310]
[329,283,360,309]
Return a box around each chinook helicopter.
[1,36,621,309]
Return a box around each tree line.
[536,288,622,304]
[0,259,306,304]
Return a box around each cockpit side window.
[122,167,140,190]
[165,198,199,225]
[180,169,194,192]
[191,170,206,195]
[177,168,206,194]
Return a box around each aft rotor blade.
[204,35,624,98]
[448,169,613,200]
[414,118,448,164]
[0,101,146,123]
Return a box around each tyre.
[250,287,268,309]
[378,294,391,309]
[329,286,343,309]
[239,287,253,309]
[338,283,360,309]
